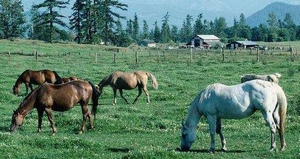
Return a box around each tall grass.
[0,40,299,158]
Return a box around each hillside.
[246,2,300,27]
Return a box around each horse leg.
[37,109,44,134]
[25,83,29,95]
[273,110,286,151]
[29,83,34,92]
[207,115,217,153]
[133,86,143,104]
[216,118,227,151]
[113,88,117,105]
[44,108,57,135]
[262,111,277,151]
[119,89,129,104]
[79,104,92,134]
[142,86,150,104]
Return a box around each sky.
[21,0,300,27]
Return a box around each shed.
[188,35,224,48]
[227,41,258,49]
[139,39,156,47]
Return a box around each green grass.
[0,39,300,158]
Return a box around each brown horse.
[13,69,61,95]
[10,80,100,135]
[55,76,78,84]
[98,71,158,104]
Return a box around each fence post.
[35,50,38,61]
[135,51,138,64]
[113,53,116,63]
[222,48,225,63]
[290,47,295,62]
[95,52,98,63]
[256,47,259,62]
[190,48,193,63]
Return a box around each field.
[0,39,300,158]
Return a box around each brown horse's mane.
[15,86,39,115]
[98,75,111,88]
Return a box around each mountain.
[246,2,300,27]
[22,0,300,28]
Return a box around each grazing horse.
[98,71,158,104]
[55,76,78,84]
[10,80,100,135]
[13,69,61,95]
[181,80,287,152]
[241,73,281,84]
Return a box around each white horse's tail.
[146,72,158,90]
[274,84,287,150]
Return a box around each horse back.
[37,81,92,111]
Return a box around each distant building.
[188,35,224,48]
[139,39,156,47]
[227,41,259,49]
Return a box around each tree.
[170,25,179,43]
[100,0,128,45]
[180,14,193,43]
[161,12,171,43]
[33,0,70,43]
[69,0,85,43]
[212,17,227,38]
[153,21,160,43]
[193,13,204,35]
[0,0,26,39]
[142,20,149,39]
[283,13,296,41]
[132,13,139,42]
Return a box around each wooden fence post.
[256,47,259,62]
[135,51,138,64]
[290,47,295,62]
[190,48,193,63]
[35,50,38,60]
[113,53,116,63]
[222,48,225,63]
[95,52,98,63]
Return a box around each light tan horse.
[181,80,287,152]
[98,71,158,104]
[13,69,61,95]
[10,80,100,135]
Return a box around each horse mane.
[52,71,62,83]
[15,87,39,114]
[98,75,110,88]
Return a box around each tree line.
[0,0,300,46]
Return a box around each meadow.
[0,39,300,158]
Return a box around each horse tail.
[146,72,158,90]
[275,84,287,150]
[53,71,62,84]
[88,81,100,118]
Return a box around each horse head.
[10,110,24,133]
[181,121,196,151]
[12,85,20,96]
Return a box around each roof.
[236,41,258,46]
[196,35,220,40]
[140,39,155,44]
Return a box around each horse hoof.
[221,148,227,152]
[208,149,215,153]
[78,131,83,134]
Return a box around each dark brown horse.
[10,80,100,135]
[55,76,78,84]
[13,69,61,95]
[98,71,158,104]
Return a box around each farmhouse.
[227,40,259,49]
[139,39,156,47]
[188,35,224,48]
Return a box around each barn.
[139,39,156,47]
[188,35,224,48]
[227,41,259,49]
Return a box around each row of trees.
[0,0,300,46]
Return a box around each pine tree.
[161,12,171,43]
[33,0,70,43]
[132,13,139,42]
[142,20,149,40]
[100,0,127,45]
[69,0,85,43]
[0,0,26,39]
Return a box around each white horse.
[181,80,287,152]
[241,73,281,84]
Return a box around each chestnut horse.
[55,76,78,84]
[10,80,100,135]
[13,69,61,95]
[98,71,158,104]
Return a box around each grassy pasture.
[0,39,300,158]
